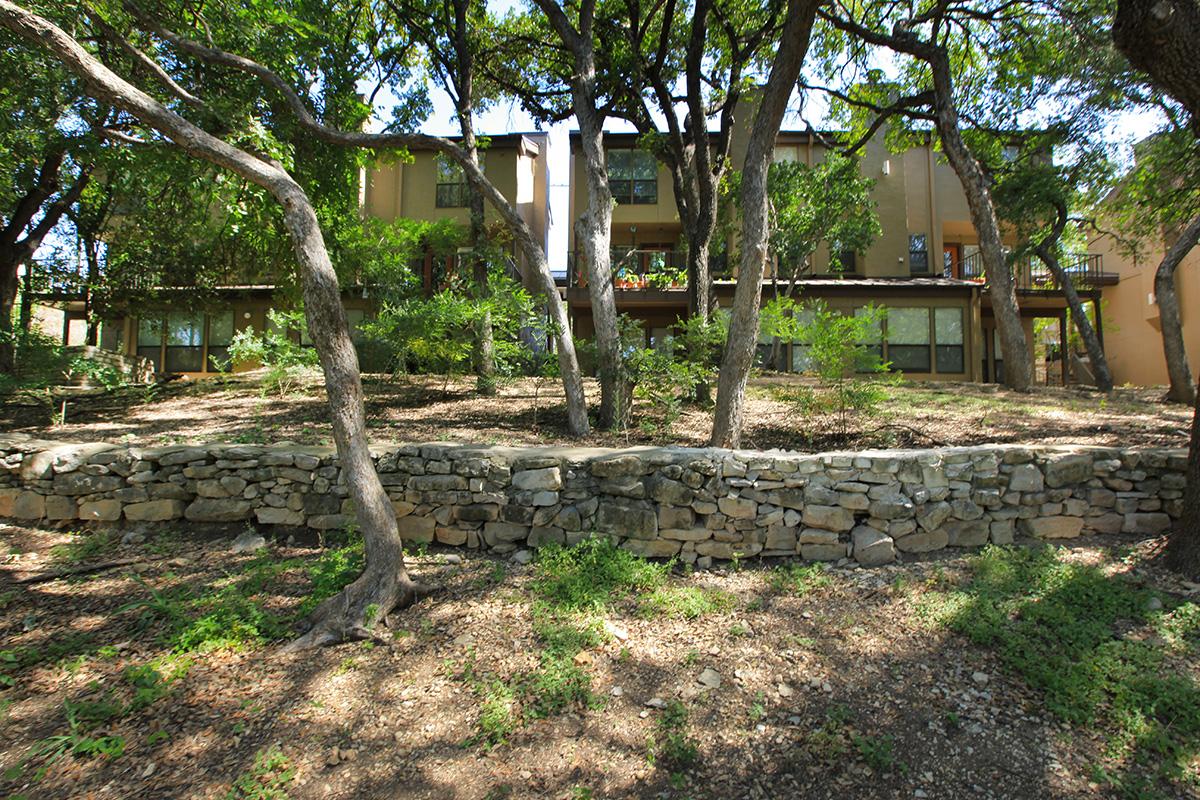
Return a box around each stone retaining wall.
[0,434,1185,566]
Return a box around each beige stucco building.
[71,133,550,375]
[565,128,1109,383]
[1089,224,1200,388]
[36,123,1122,385]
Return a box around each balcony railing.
[568,249,689,290]
[959,251,1107,292]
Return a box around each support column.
[1060,312,1069,387]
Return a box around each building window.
[909,234,929,274]
[935,307,965,373]
[887,307,931,371]
[608,149,657,205]
[207,311,234,372]
[136,317,163,371]
[854,307,884,370]
[165,311,204,372]
[832,246,857,274]
[790,308,816,372]
[435,154,483,208]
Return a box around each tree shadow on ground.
[2,530,1197,799]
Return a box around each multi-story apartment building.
[32,122,1120,386]
[566,128,1117,383]
[40,133,549,376]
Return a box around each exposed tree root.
[283,570,432,652]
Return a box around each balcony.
[959,252,1116,292]
[568,249,689,290]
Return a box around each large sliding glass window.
[790,307,816,372]
[935,308,965,373]
[207,311,234,372]
[136,311,236,373]
[607,150,657,204]
[854,307,884,370]
[137,317,164,371]
[165,312,204,372]
[887,308,932,372]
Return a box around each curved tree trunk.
[0,0,426,648]
[135,7,590,437]
[926,54,1031,392]
[1034,205,1112,392]
[1154,214,1200,404]
[530,0,620,429]
[710,0,820,448]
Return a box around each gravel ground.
[0,373,1189,452]
[2,523,1197,799]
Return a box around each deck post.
[1060,312,1070,387]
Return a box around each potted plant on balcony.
[646,271,672,290]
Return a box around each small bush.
[224,309,320,397]
[646,699,699,771]
[532,538,668,613]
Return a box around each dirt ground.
[1,523,1197,800]
[0,372,1190,452]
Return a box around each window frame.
[434,153,484,208]
[909,234,930,274]
[607,149,658,205]
[885,307,932,373]
[934,307,965,374]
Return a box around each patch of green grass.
[852,733,904,774]
[225,745,295,800]
[636,585,735,619]
[768,562,833,595]
[50,530,115,564]
[173,588,287,653]
[296,538,364,618]
[922,545,1200,794]
[523,652,595,719]
[532,538,668,613]
[5,659,186,783]
[646,699,698,771]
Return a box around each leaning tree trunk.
[464,139,496,396]
[1035,209,1113,392]
[1154,214,1200,404]
[0,0,426,648]
[0,251,17,374]
[927,53,1032,392]
[710,0,819,448]
[1164,376,1200,578]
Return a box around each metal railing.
[959,251,1106,292]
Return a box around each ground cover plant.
[2,522,1198,799]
